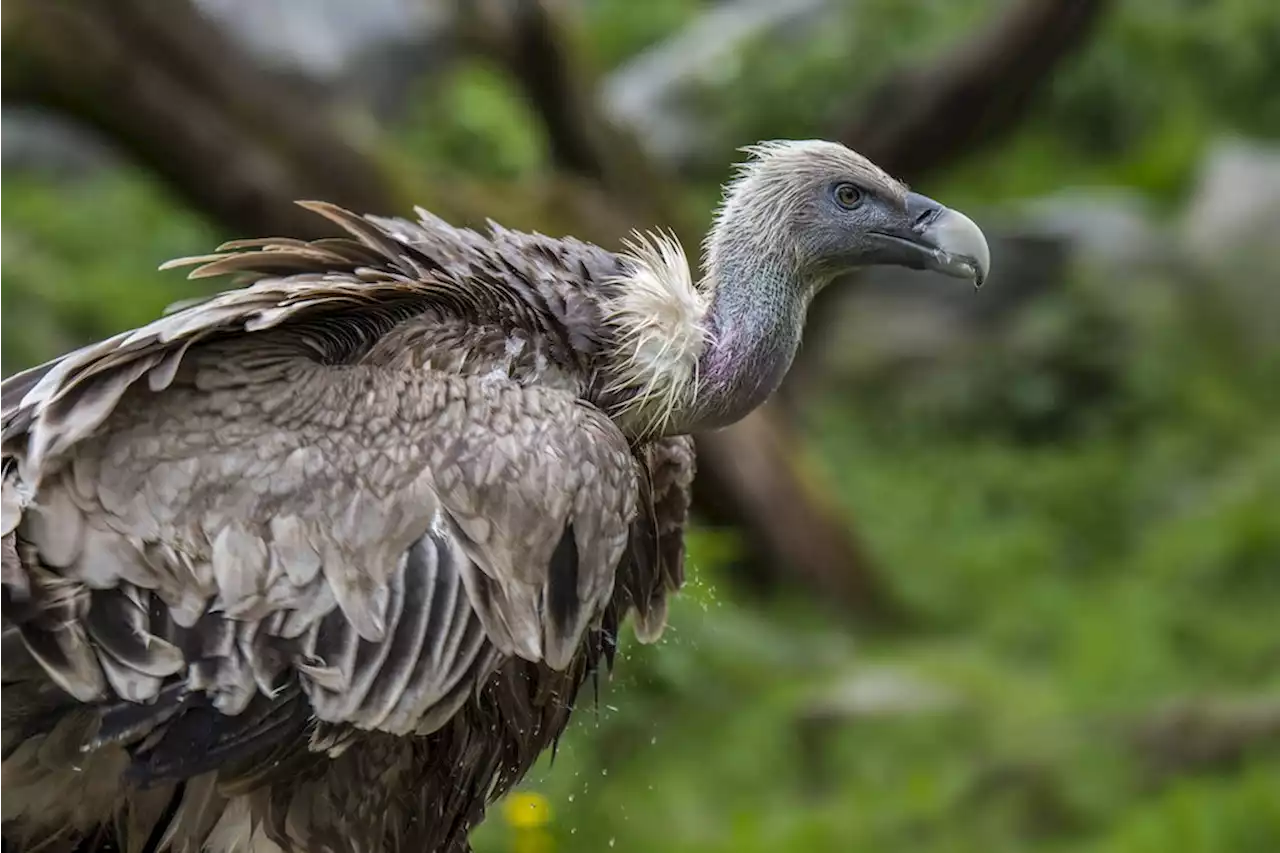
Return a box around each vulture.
[0,140,989,853]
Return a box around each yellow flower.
[503,791,552,829]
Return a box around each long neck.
[684,251,812,431]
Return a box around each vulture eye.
[833,182,863,210]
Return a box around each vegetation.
[4,1,1280,852]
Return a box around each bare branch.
[461,0,606,181]
[455,0,672,221]
[840,0,1110,183]
[1129,695,1280,783]
[692,407,910,628]
[3,0,406,240]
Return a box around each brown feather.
[2,199,694,853]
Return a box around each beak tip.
[930,206,990,289]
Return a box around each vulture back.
[1,203,696,853]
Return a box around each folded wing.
[0,219,640,840]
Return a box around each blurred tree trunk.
[840,0,1108,182]
[2,0,400,240]
[0,0,639,246]
[2,0,906,625]
[690,405,893,616]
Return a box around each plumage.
[1,140,990,853]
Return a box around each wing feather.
[620,435,696,642]
[1,201,664,852]
[1,213,640,712]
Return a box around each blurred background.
[4,0,1280,850]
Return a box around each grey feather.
[1,199,690,853]
[84,588,185,678]
[17,620,107,702]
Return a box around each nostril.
[905,191,946,231]
[913,207,939,229]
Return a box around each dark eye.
[833,182,863,209]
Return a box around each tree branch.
[692,407,908,628]
[459,0,608,182]
[2,0,412,240]
[0,0,645,247]
[840,0,1109,182]
[454,0,673,222]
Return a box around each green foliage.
[694,0,991,155]
[1,171,217,371]
[947,0,1280,204]
[398,61,547,181]
[1091,766,1280,853]
[577,0,704,69]
[5,1,1280,852]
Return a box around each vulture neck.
[687,247,816,431]
[603,210,820,438]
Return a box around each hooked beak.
[871,192,991,288]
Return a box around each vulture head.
[639,139,991,432]
[707,139,990,290]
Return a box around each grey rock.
[804,666,961,720]
[1022,188,1167,268]
[601,0,835,169]
[194,0,447,79]
[1181,136,1280,266]
[1,108,122,179]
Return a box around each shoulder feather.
[599,230,710,437]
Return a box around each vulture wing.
[621,435,696,642]
[0,205,642,842]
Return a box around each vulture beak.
[871,191,992,288]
